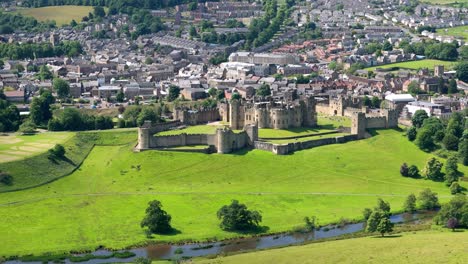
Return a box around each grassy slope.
[365,59,456,72]
[17,6,94,25]
[195,230,468,264]
[0,129,466,256]
[437,25,468,40]
[0,130,137,192]
[0,132,74,163]
[422,0,468,4]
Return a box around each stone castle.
[137,120,258,154]
[219,95,317,130]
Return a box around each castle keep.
[220,95,317,130]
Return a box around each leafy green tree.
[362,208,372,220]
[418,189,440,210]
[208,88,217,98]
[459,139,468,166]
[376,217,394,237]
[422,158,444,181]
[140,200,173,234]
[116,90,125,103]
[53,78,70,98]
[366,210,385,233]
[37,65,53,80]
[407,81,422,95]
[455,61,468,83]
[167,85,180,102]
[408,165,420,178]
[70,19,77,27]
[217,200,262,231]
[434,195,467,228]
[256,84,271,97]
[407,126,417,141]
[48,144,65,158]
[403,194,417,213]
[449,182,462,195]
[231,93,241,101]
[415,127,436,151]
[448,79,458,94]
[443,133,459,151]
[216,90,225,100]
[411,110,428,128]
[375,198,391,214]
[137,108,159,126]
[371,96,381,108]
[18,119,36,134]
[93,6,106,18]
[145,57,153,65]
[382,41,393,51]
[363,96,371,107]
[444,156,459,186]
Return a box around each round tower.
[216,128,232,154]
[138,127,150,150]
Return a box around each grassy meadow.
[365,59,456,72]
[195,230,468,264]
[0,132,73,163]
[17,6,94,26]
[422,0,468,5]
[437,25,468,40]
[0,129,466,257]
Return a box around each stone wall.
[174,109,220,125]
[253,134,358,155]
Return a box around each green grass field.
[365,59,456,72]
[422,0,468,5]
[195,230,468,264]
[0,132,74,163]
[0,130,137,192]
[17,6,94,25]
[266,132,349,144]
[437,25,468,40]
[0,129,466,257]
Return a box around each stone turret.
[244,123,258,145]
[351,112,366,139]
[216,127,232,154]
[230,99,242,130]
[137,121,152,150]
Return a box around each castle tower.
[382,109,398,128]
[137,121,152,150]
[229,100,241,130]
[302,96,317,127]
[351,112,366,139]
[434,65,444,77]
[244,124,258,146]
[216,128,232,154]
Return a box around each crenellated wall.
[174,108,221,125]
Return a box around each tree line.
[0,41,83,60]
[0,11,56,33]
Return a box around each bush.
[400,163,409,176]
[0,171,13,185]
[449,182,462,195]
[408,165,420,178]
[407,126,417,141]
[48,144,66,158]
[217,200,262,231]
[18,120,36,134]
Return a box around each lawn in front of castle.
[1,128,466,257]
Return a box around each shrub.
[407,126,417,141]
[408,165,420,178]
[449,182,462,195]
[418,189,439,210]
[48,144,66,158]
[0,171,13,185]
[400,163,409,176]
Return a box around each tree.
[422,158,444,181]
[137,108,159,126]
[93,6,106,18]
[256,84,271,97]
[445,155,459,186]
[449,182,462,195]
[407,126,417,141]
[411,110,428,128]
[418,189,439,210]
[366,210,385,233]
[37,65,53,80]
[443,133,459,151]
[48,144,65,158]
[363,96,371,107]
[403,194,417,213]
[455,61,468,83]
[18,119,36,134]
[371,96,381,108]
[408,165,420,178]
[459,139,468,166]
[53,78,70,98]
[362,208,372,220]
[140,200,172,234]
[415,127,436,151]
[30,96,52,125]
[400,163,409,176]
[145,57,153,65]
[231,93,241,101]
[167,85,180,102]
[116,90,125,103]
[448,79,458,94]
[208,88,217,98]
[382,41,393,51]
[70,19,78,27]
[376,217,394,237]
[375,198,391,214]
[434,195,467,228]
[217,200,262,231]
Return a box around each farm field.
[195,230,468,264]
[365,59,456,72]
[437,25,468,40]
[0,132,74,163]
[422,0,468,5]
[17,6,94,26]
[0,129,466,257]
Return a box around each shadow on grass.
[225,225,270,235]
[145,227,182,238]
[372,234,402,238]
[47,155,75,166]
